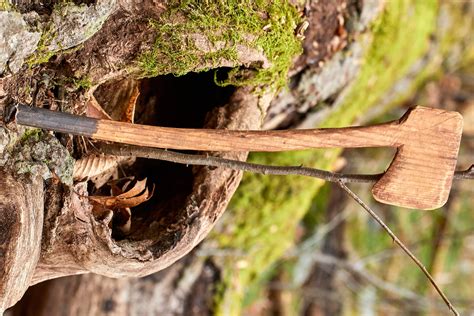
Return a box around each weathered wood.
[0,170,43,312]
[12,105,463,209]
[26,86,271,284]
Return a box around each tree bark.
[0,171,43,313]
[11,251,219,316]
[1,0,472,314]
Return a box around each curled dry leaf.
[73,154,135,189]
[73,154,120,181]
[89,178,153,209]
[75,86,139,188]
[121,84,140,124]
[89,178,154,235]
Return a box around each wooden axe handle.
[10,104,401,151]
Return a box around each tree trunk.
[1,0,472,314]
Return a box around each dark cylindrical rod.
[12,104,99,137]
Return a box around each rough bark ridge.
[0,84,270,310]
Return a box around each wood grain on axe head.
[372,107,463,210]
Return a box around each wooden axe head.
[372,107,463,210]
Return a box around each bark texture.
[13,252,219,316]
[1,1,278,310]
[0,171,43,313]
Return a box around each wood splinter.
[6,104,463,210]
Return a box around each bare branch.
[336,180,460,316]
[99,144,473,183]
[454,164,474,180]
[303,252,433,308]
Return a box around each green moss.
[20,128,43,143]
[212,0,440,314]
[138,22,200,76]
[72,76,93,90]
[26,26,57,66]
[0,1,11,11]
[137,1,302,91]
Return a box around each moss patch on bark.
[137,1,302,91]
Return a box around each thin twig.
[336,180,460,316]
[99,143,379,183]
[98,143,471,313]
[306,252,434,308]
[99,143,473,183]
[454,164,474,180]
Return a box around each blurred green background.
[207,2,474,314]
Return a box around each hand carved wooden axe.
[8,104,463,210]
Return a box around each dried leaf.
[117,178,147,199]
[115,207,132,234]
[92,162,132,188]
[91,203,113,221]
[108,176,135,194]
[73,154,119,180]
[89,178,153,209]
[115,187,151,208]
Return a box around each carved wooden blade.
[372,107,463,210]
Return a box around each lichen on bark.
[0,11,40,75]
[0,123,74,185]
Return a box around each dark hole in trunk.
[93,70,235,240]
[13,0,97,15]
